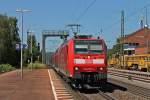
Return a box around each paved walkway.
[0,69,54,100]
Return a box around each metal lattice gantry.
[42,30,69,64]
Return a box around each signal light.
[99,67,103,70]
[75,67,79,71]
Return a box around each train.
[50,35,107,88]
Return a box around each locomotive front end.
[72,38,107,87]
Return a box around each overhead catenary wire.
[69,1,150,40]
[75,0,97,23]
[103,3,150,33]
[66,0,97,35]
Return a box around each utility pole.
[42,34,46,64]
[121,10,125,69]
[16,9,31,79]
[29,31,34,71]
[145,7,149,54]
[30,32,33,71]
[106,40,111,59]
[0,39,1,64]
[145,7,148,27]
[140,14,144,29]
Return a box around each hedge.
[0,64,15,73]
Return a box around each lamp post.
[16,8,31,79]
[30,31,34,71]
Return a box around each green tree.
[0,14,20,67]
[108,38,121,59]
[24,33,40,64]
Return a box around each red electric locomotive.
[51,35,107,88]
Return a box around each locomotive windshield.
[74,40,103,54]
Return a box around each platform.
[0,69,55,100]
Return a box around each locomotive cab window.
[74,40,103,54]
[75,43,88,54]
[89,44,103,54]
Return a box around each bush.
[27,62,47,69]
[0,64,16,73]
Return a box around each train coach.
[51,35,107,88]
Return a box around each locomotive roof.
[74,35,92,39]
[54,36,105,53]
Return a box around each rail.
[51,67,88,100]
[109,78,150,99]
[98,90,115,100]
[108,68,150,83]
[108,68,150,76]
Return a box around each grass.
[27,62,47,69]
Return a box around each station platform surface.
[0,69,55,100]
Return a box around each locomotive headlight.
[75,67,79,71]
[100,67,103,70]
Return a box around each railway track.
[108,68,150,83]
[50,67,149,100]
[98,90,115,100]
[77,82,132,100]
[52,67,117,100]
[108,68,150,99]
[50,67,89,100]
[79,89,116,100]
[109,78,150,99]
[109,72,150,83]
[48,68,74,100]
[78,82,147,100]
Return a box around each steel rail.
[108,78,150,99]
[51,67,88,100]
[52,67,116,100]
[108,68,150,77]
[109,71,150,83]
[98,90,116,100]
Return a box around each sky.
[0,0,150,52]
